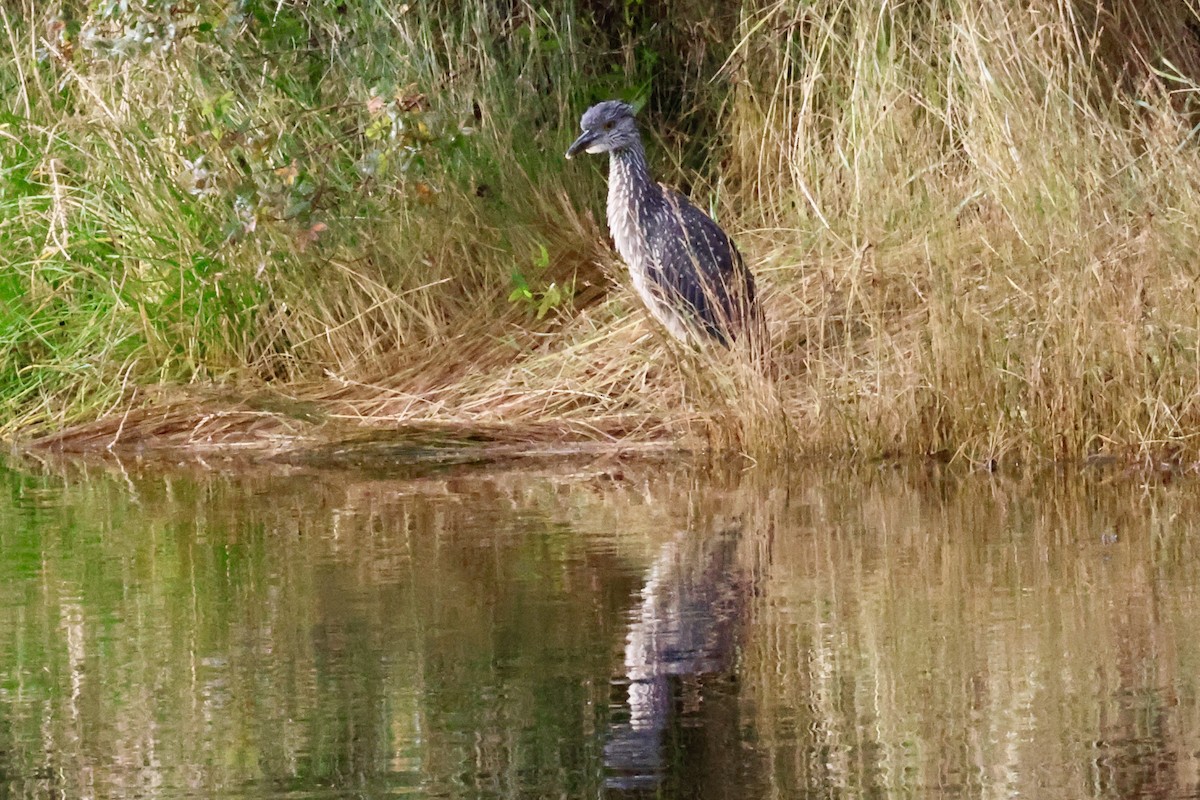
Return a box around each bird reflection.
[604,524,747,792]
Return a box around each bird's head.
[565,101,640,159]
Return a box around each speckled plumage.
[567,101,760,347]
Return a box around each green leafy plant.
[509,244,573,320]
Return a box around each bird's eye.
[603,121,615,130]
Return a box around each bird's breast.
[607,171,643,267]
[607,163,656,298]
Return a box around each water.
[1,455,1199,799]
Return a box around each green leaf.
[536,283,562,319]
[365,115,391,141]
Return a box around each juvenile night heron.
[566,101,761,348]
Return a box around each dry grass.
[7,1,1200,465]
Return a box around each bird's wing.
[645,188,756,344]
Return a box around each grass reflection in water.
[0,458,1197,799]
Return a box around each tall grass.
[730,0,1200,462]
[5,1,1200,463]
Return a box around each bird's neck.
[606,141,659,268]
[609,140,652,191]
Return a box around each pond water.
[1,454,1199,799]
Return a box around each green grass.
[6,1,1200,465]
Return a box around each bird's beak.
[565,130,597,160]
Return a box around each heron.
[566,100,762,349]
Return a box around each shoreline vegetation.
[7,1,1200,466]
